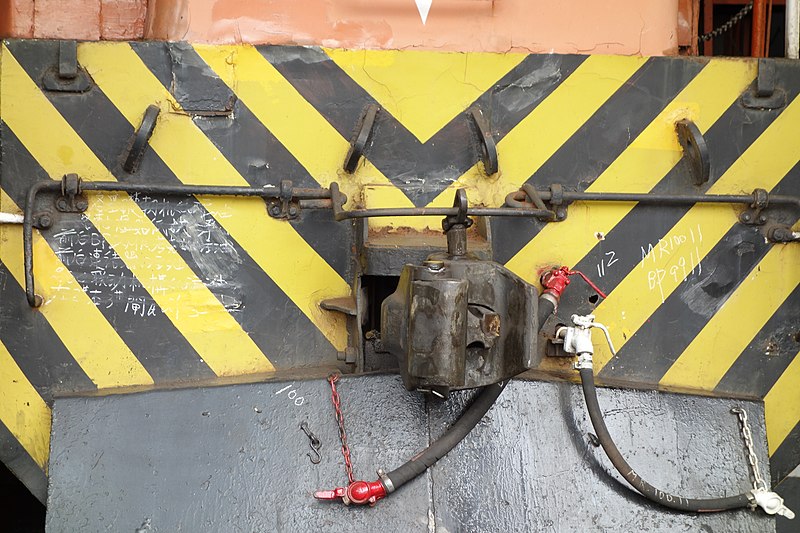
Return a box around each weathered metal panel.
[46,376,775,531]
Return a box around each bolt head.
[37,214,53,229]
[270,204,281,216]
[75,198,88,212]
[56,198,68,211]
[423,260,445,272]
[288,205,298,216]
[757,215,767,224]
[741,212,752,222]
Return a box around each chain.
[699,1,754,42]
[731,407,767,492]
[328,373,355,484]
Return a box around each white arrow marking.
[415,0,433,25]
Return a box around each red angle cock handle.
[314,480,387,506]
[541,266,607,300]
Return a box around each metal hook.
[300,421,322,464]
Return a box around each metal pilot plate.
[46,376,775,532]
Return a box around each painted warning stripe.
[6,42,336,371]
[265,46,588,207]
[0,419,48,503]
[660,243,800,392]
[0,258,95,394]
[131,42,351,282]
[0,194,153,389]
[505,59,756,284]
[771,421,800,483]
[591,89,800,375]
[194,44,422,232]
[564,63,800,306]
[600,168,800,383]
[80,42,350,352]
[765,350,800,458]
[1,125,217,384]
[715,284,800,398]
[427,54,649,211]
[0,338,51,471]
[1,46,273,377]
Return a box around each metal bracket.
[55,174,88,213]
[469,107,499,176]
[123,105,161,173]
[266,180,300,220]
[548,183,568,221]
[739,188,770,225]
[742,59,786,110]
[343,104,380,173]
[675,119,710,185]
[42,41,92,93]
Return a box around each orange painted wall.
[2,0,680,56]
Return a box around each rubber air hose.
[579,367,752,512]
[382,295,555,493]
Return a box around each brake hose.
[578,367,752,512]
[382,294,556,493]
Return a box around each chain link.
[699,2,754,42]
[732,407,767,492]
[328,373,355,484]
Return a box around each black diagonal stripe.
[554,67,800,318]
[493,57,708,264]
[599,167,800,384]
[0,262,95,397]
[7,41,339,368]
[0,422,48,504]
[262,46,588,206]
[1,121,216,383]
[715,286,800,398]
[771,421,800,484]
[131,41,351,280]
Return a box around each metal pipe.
[506,188,800,208]
[335,206,555,220]
[788,0,800,58]
[23,179,333,307]
[752,0,768,57]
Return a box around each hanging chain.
[699,1,754,42]
[328,373,355,484]
[731,407,767,492]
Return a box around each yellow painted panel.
[1,48,271,377]
[661,244,800,392]
[506,59,757,286]
[80,42,349,350]
[0,340,51,470]
[591,91,800,373]
[765,351,800,454]
[429,55,648,208]
[0,191,152,388]
[194,45,439,231]
[325,48,527,143]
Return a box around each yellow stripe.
[428,55,649,208]
[591,90,800,374]
[0,189,152,388]
[506,59,756,285]
[0,340,51,470]
[765,351,800,454]
[660,244,800,392]
[194,45,431,231]
[79,42,349,351]
[1,47,271,377]
[325,48,528,143]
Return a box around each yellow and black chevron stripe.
[1,41,798,499]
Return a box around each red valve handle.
[541,266,608,300]
[314,480,387,506]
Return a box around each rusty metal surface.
[46,375,774,532]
